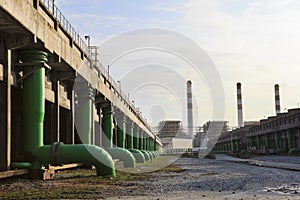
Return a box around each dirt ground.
[0,155,299,199]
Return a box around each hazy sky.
[56,0,300,128]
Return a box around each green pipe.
[275,132,280,152]
[148,151,156,158]
[116,116,126,148]
[102,104,114,148]
[128,149,145,163]
[256,136,259,150]
[249,137,253,148]
[21,50,47,155]
[231,140,234,151]
[76,87,93,144]
[19,50,116,177]
[139,132,143,150]
[133,126,139,149]
[287,129,293,151]
[143,136,147,150]
[140,150,150,161]
[235,141,239,152]
[11,162,33,169]
[146,151,153,160]
[264,134,269,150]
[288,148,300,155]
[107,147,135,168]
[35,143,115,176]
[126,122,134,149]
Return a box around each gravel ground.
[252,155,300,164]
[0,155,299,199]
[108,155,300,200]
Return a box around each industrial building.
[157,120,192,151]
[212,83,300,155]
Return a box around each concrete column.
[0,47,11,171]
[52,80,60,142]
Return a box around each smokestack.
[237,82,244,128]
[274,84,281,115]
[187,80,193,139]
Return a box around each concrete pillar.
[0,47,11,171]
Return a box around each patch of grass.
[154,164,185,173]
[0,187,101,200]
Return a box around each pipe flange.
[52,142,62,165]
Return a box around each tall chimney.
[237,82,244,128]
[274,84,281,115]
[187,80,193,139]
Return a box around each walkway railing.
[39,0,152,132]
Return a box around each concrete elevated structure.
[0,0,161,178]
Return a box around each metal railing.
[39,0,153,132]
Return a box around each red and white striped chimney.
[187,80,193,139]
[274,84,281,115]
[237,82,244,128]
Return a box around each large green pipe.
[140,150,150,161]
[147,151,153,160]
[139,132,143,150]
[116,116,126,148]
[275,132,280,151]
[76,87,93,144]
[128,149,145,163]
[143,136,147,150]
[133,125,139,149]
[126,122,134,149]
[256,136,260,150]
[17,50,116,177]
[288,148,300,155]
[107,147,135,168]
[102,105,114,148]
[35,143,115,176]
[264,134,269,150]
[102,104,136,168]
[21,50,46,155]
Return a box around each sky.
[55,0,300,129]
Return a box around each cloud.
[180,0,300,125]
